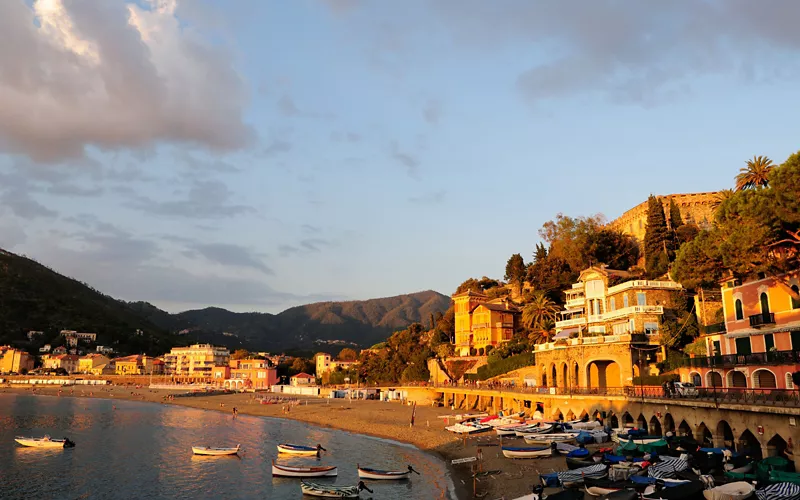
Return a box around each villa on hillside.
[452,291,521,356]
[533,265,684,390]
[315,353,357,374]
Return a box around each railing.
[701,322,726,335]
[749,313,775,327]
[589,305,664,322]
[555,317,587,328]
[678,349,800,368]
[627,385,800,407]
[565,298,585,309]
[607,280,683,295]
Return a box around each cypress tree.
[644,195,670,278]
[668,199,684,230]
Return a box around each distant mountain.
[0,249,177,354]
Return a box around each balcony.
[495,322,514,328]
[588,305,664,323]
[677,349,800,368]
[607,280,683,295]
[749,313,775,328]
[701,322,726,335]
[565,298,585,309]
[555,317,587,329]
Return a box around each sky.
[1,0,799,314]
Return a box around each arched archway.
[690,372,702,387]
[728,370,747,388]
[610,413,619,429]
[649,416,662,437]
[622,412,634,427]
[753,369,777,389]
[637,414,649,433]
[573,362,580,387]
[566,410,576,421]
[716,420,735,449]
[586,360,622,389]
[678,420,693,438]
[551,364,558,389]
[696,422,713,446]
[579,409,589,421]
[767,434,787,458]
[739,430,762,459]
[707,371,723,388]
[560,363,568,389]
[592,410,602,422]
[541,365,548,387]
[663,413,675,434]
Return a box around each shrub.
[476,352,535,380]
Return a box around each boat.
[271,460,337,477]
[565,448,594,470]
[515,423,554,436]
[702,482,756,500]
[191,444,240,456]
[643,481,705,500]
[770,471,800,486]
[445,422,492,434]
[14,436,75,448]
[568,420,603,430]
[357,464,419,480]
[495,422,528,435]
[300,481,372,498]
[524,433,576,446]
[540,463,609,488]
[584,478,629,496]
[755,482,800,500]
[502,445,553,459]
[614,435,665,446]
[277,443,326,456]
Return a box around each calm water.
[0,394,454,500]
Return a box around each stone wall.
[609,192,720,243]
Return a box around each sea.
[0,393,455,500]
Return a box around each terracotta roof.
[113,355,143,363]
[292,372,314,379]
[452,289,488,298]
[470,302,520,313]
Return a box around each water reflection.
[0,394,452,499]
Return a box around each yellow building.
[164,344,230,377]
[0,346,34,374]
[42,354,80,373]
[78,354,111,374]
[453,290,520,356]
[315,353,357,374]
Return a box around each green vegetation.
[504,253,526,295]
[735,155,775,191]
[644,195,670,278]
[358,323,432,383]
[475,352,535,380]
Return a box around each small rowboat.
[191,444,240,456]
[300,480,372,498]
[445,422,492,434]
[514,423,554,436]
[277,443,326,456]
[357,464,420,480]
[495,423,527,436]
[524,433,576,446]
[702,481,755,500]
[15,436,75,448]
[271,460,337,477]
[502,445,553,459]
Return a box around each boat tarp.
[702,481,755,500]
[648,457,690,479]
[640,440,669,454]
[770,471,800,486]
[566,448,590,458]
[619,440,639,452]
[755,482,800,500]
[757,457,792,482]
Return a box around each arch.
[760,292,770,315]
[734,299,744,320]
[592,410,602,422]
[579,409,589,421]
[727,370,747,388]
[739,430,762,460]
[636,413,649,433]
[766,434,787,458]
[622,412,634,426]
[609,414,619,429]
[663,413,675,434]
[752,369,777,389]
[696,422,713,446]
[540,365,548,387]
[716,420,735,449]
[786,372,795,390]
[792,285,800,309]
[649,416,662,437]
[573,362,580,387]
[565,410,576,421]
[690,371,702,387]
[551,363,558,389]
[560,362,568,389]
[586,360,622,389]
[707,371,723,388]
[678,419,693,438]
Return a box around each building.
[39,344,52,353]
[315,353,357,374]
[96,346,114,355]
[164,344,230,377]
[609,192,720,243]
[531,266,683,390]
[0,346,34,374]
[27,331,43,341]
[78,354,111,374]
[60,331,97,347]
[453,291,520,356]
[217,358,278,390]
[113,355,164,376]
[290,373,315,386]
[677,270,800,390]
[42,354,80,373]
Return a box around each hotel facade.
[453,291,520,357]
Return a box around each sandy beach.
[1,385,576,499]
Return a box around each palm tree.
[735,155,774,191]
[527,321,555,345]
[521,292,560,332]
[711,188,734,213]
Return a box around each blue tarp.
[567,448,590,459]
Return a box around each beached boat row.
[271,460,419,480]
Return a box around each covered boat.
[192,444,240,456]
[755,482,800,500]
[643,481,705,500]
[277,443,326,456]
[540,464,608,488]
[272,460,337,477]
[584,478,630,496]
[770,471,800,486]
[702,482,756,500]
[357,464,419,480]
[495,422,527,435]
[524,433,576,446]
[502,445,553,459]
[14,436,75,448]
[514,423,554,436]
[445,421,492,434]
[300,481,372,498]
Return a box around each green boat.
[770,470,800,485]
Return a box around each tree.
[526,253,575,304]
[644,195,670,278]
[735,155,775,191]
[521,292,560,331]
[675,223,700,245]
[231,349,251,360]
[504,253,526,293]
[668,199,684,230]
[455,278,483,294]
[711,189,734,213]
[337,348,358,361]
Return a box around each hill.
[0,249,177,354]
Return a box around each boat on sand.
[271,460,337,477]
[191,444,240,456]
[15,436,75,448]
[357,464,419,480]
[502,445,553,459]
[300,480,372,498]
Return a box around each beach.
[1,385,573,499]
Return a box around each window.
[623,294,629,308]
[636,293,646,306]
[644,322,659,335]
[612,323,629,335]
[588,326,606,334]
[764,333,774,352]
[734,299,744,320]
[610,297,616,311]
[791,285,800,309]
[760,292,770,314]
[735,337,752,356]
[787,373,795,390]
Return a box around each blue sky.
[1,0,799,313]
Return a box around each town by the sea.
[0,394,454,500]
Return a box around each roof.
[553,328,576,339]
[578,265,632,281]
[452,289,488,298]
[470,302,520,314]
[113,355,143,363]
[291,372,314,379]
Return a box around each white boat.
[524,433,576,446]
[502,445,553,459]
[271,460,337,477]
[14,436,75,448]
[495,423,527,436]
[277,443,325,456]
[357,464,419,480]
[191,444,240,456]
[702,482,756,500]
[445,422,491,434]
[514,423,554,436]
[300,481,372,498]
[569,420,602,430]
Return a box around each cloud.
[277,94,335,119]
[47,183,104,197]
[301,224,321,234]
[390,142,420,176]
[190,242,273,274]
[278,236,331,257]
[0,220,27,249]
[300,238,330,252]
[423,100,441,124]
[321,0,362,15]
[0,0,253,162]
[178,152,241,174]
[409,190,446,204]
[330,131,361,142]
[129,180,255,219]
[262,140,293,157]
[1,190,57,219]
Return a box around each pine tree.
[504,253,526,295]
[644,195,670,278]
[533,243,548,263]
[668,199,683,230]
